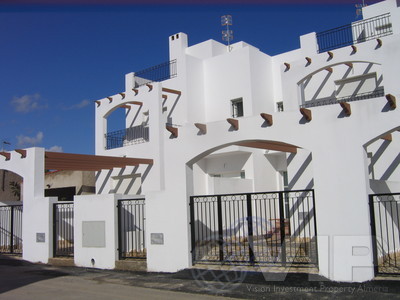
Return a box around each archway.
[186,139,318,270]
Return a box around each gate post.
[217,195,224,262]
[189,197,196,264]
[10,206,14,254]
[368,195,379,276]
[278,192,286,266]
[246,194,255,264]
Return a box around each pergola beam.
[237,141,297,153]
[162,87,181,95]
[44,152,153,171]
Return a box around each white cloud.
[64,99,90,110]
[11,94,47,113]
[47,145,63,152]
[17,132,44,147]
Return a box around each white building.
[1,0,400,283]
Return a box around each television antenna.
[355,1,367,18]
[1,139,11,152]
[221,15,233,52]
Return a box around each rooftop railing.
[316,13,392,53]
[134,59,177,87]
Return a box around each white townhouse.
[1,0,400,283]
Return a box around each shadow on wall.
[95,164,153,195]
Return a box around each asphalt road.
[1,255,400,299]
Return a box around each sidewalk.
[1,255,400,299]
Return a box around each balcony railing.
[300,88,385,109]
[106,125,149,150]
[316,13,392,53]
[134,59,177,87]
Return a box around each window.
[231,98,243,118]
[277,101,284,112]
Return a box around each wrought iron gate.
[0,205,23,254]
[190,190,318,267]
[369,193,400,275]
[53,202,74,257]
[117,199,146,259]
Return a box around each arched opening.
[298,61,384,108]
[104,103,148,150]
[187,140,318,271]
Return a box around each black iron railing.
[300,88,385,109]
[190,190,318,267]
[106,125,149,150]
[53,203,74,257]
[118,199,146,260]
[369,193,400,275]
[317,13,392,53]
[0,205,23,254]
[134,59,177,87]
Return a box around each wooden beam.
[119,105,131,109]
[377,38,382,47]
[119,93,125,99]
[166,125,178,137]
[194,123,207,134]
[107,96,113,103]
[260,113,273,126]
[385,94,396,109]
[0,152,10,160]
[327,51,334,59]
[44,152,153,166]
[284,62,290,70]
[381,133,392,141]
[340,102,351,116]
[325,67,333,73]
[95,100,101,107]
[132,88,139,95]
[162,87,181,95]
[351,45,357,53]
[129,101,143,106]
[237,141,297,153]
[305,57,312,64]
[162,94,168,100]
[146,83,153,91]
[300,108,312,121]
[15,149,27,158]
[227,118,239,130]
[345,62,353,68]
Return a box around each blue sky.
[0,1,377,154]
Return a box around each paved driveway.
[1,255,400,299]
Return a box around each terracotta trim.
[385,94,396,109]
[300,108,312,121]
[166,125,178,137]
[227,118,239,130]
[162,87,181,95]
[260,113,273,126]
[194,123,207,134]
[340,102,351,116]
[0,152,10,160]
[15,149,27,158]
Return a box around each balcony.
[105,125,149,150]
[316,13,392,53]
[300,87,385,109]
[134,59,177,87]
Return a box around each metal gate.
[369,193,400,275]
[190,190,318,267]
[53,202,74,257]
[0,205,23,254]
[117,199,146,259]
